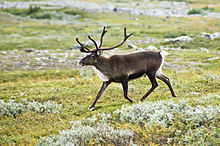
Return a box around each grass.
[0,68,219,144]
[0,2,220,145]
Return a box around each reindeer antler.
[99,26,107,48]
[87,26,107,51]
[76,26,132,53]
[98,27,133,51]
[76,38,92,53]
[88,36,99,51]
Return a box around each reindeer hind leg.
[156,74,177,97]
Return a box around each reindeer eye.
[91,55,96,58]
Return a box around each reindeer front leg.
[121,79,133,103]
[89,81,111,111]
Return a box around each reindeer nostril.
[79,60,84,66]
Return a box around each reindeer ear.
[97,50,103,56]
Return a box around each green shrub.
[164,32,187,38]
[2,5,41,16]
[30,12,52,19]
[188,8,205,15]
[28,5,41,14]
[202,6,214,11]
[2,8,29,16]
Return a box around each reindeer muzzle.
[79,59,85,66]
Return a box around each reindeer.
[76,26,177,111]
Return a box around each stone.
[210,32,220,40]
[146,45,158,50]
[73,40,97,50]
[35,58,41,61]
[0,51,7,55]
[24,48,35,52]
[126,43,138,50]
[200,32,211,39]
[200,48,209,53]
[169,36,193,42]
[207,57,219,60]
[200,32,220,40]
[160,46,181,51]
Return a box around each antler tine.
[124,27,133,41]
[88,36,99,51]
[76,38,91,53]
[99,26,107,48]
[99,27,133,51]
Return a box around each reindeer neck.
[94,56,110,72]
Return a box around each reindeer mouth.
[79,60,85,66]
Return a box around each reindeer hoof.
[140,98,145,102]
[88,107,95,111]
[173,94,178,98]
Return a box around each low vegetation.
[187,8,205,15]
[0,0,219,145]
[36,94,220,145]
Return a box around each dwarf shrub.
[0,99,62,117]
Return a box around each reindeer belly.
[128,72,145,80]
[93,67,109,81]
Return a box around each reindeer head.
[76,26,132,66]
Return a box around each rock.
[41,63,48,66]
[23,66,31,70]
[35,58,41,61]
[73,40,97,50]
[136,48,146,52]
[207,57,219,61]
[0,51,7,55]
[126,38,160,46]
[210,32,220,40]
[24,48,35,52]
[168,36,193,42]
[191,92,200,95]
[160,46,181,51]
[146,45,158,50]
[126,43,138,50]
[200,32,220,40]
[36,50,49,53]
[113,7,118,12]
[58,59,66,63]
[200,32,211,39]
[200,48,209,53]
